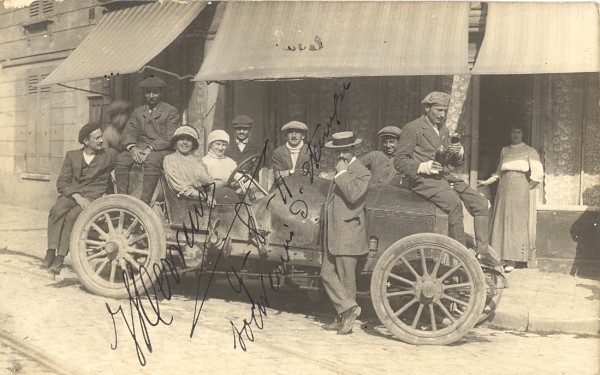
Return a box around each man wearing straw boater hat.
[394,91,503,267]
[321,131,371,335]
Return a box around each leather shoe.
[48,255,65,275]
[40,249,56,269]
[477,252,504,267]
[337,305,361,335]
[322,316,342,331]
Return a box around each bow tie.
[237,139,248,145]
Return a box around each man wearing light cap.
[395,91,503,267]
[114,76,180,205]
[360,126,402,187]
[321,131,371,335]
[271,121,310,177]
[41,123,116,275]
[225,115,262,163]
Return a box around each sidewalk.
[1,203,598,336]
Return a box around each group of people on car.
[41,78,543,335]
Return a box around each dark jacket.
[271,143,311,173]
[122,102,180,151]
[325,159,371,256]
[394,115,465,198]
[225,139,264,164]
[57,148,116,200]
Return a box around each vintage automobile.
[69,155,505,345]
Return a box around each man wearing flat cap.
[225,115,262,163]
[41,123,116,275]
[114,76,180,205]
[360,126,402,187]
[321,131,371,335]
[271,121,311,177]
[394,91,502,267]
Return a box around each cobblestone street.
[0,250,598,375]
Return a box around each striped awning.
[195,1,470,81]
[41,1,207,86]
[473,3,599,74]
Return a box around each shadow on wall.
[570,186,600,280]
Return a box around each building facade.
[0,1,598,275]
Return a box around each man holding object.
[394,92,503,267]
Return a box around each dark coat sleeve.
[121,108,141,148]
[394,121,421,179]
[334,162,371,205]
[271,146,290,173]
[151,105,180,151]
[56,151,78,197]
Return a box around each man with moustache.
[225,115,262,163]
[321,131,371,335]
[394,91,503,267]
[271,121,311,177]
[41,123,116,275]
[114,76,180,205]
[360,126,402,187]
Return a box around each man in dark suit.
[271,121,311,177]
[321,131,372,335]
[114,76,180,204]
[41,123,116,274]
[225,115,262,163]
[394,91,502,267]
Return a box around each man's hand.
[335,159,349,174]
[130,146,146,164]
[418,160,443,175]
[72,193,91,209]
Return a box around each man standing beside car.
[321,131,372,335]
[394,91,502,267]
[41,123,116,275]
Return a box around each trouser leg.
[335,256,358,303]
[320,250,357,315]
[458,186,490,253]
[428,189,465,246]
[57,205,83,256]
[139,151,167,205]
[114,151,135,194]
[48,196,78,250]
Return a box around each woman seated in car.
[202,130,240,187]
[163,125,214,199]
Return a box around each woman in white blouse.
[202,130,238,187]
[479,125,544,272]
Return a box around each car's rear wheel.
[370,233,486,345]
[69,195,166,299]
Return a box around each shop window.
[26,69,53,174]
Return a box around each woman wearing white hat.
[163,126,214,199]
[202,130,239,187]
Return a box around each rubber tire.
[70,194,166,299]
[370,233,486,345]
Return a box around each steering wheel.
[226,154,269,197]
